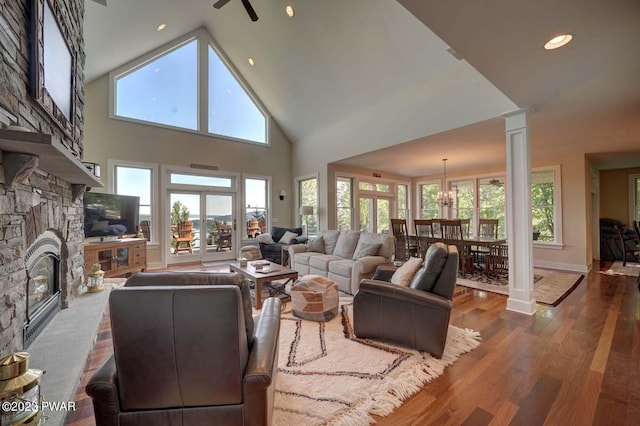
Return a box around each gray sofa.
[287,230,393,294]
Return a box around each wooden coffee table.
[229,260,298,309]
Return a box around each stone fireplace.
[0,0,93,355]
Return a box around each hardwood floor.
[65,262,640,425]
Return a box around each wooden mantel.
[0,129,103,190]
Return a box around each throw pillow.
[353,243,381,259]
[333,230,361,258]
[256,233,274,244]
[390,257,423,287]
[410,243,449,292]
[279,231,299,244]
[307,236,325,253]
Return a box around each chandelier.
[437,158,454,207]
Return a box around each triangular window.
[208,46,266,143]
[114,40,198,130]
[111,31,269,145]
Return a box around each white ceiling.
[84,0,640,176]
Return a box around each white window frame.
[296,173,319,233]
[416,180,441,219]
[336,175,355,231]
[108,159,158,245]
[109,29,270,146]
[242,174,272,241]
[531,165,563,248]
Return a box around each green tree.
[532,182,554,241]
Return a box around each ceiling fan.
[213,0,258,22]
[488,178,504,187]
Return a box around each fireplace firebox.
[23,232,62,348]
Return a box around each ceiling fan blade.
[91,0,107,6]
[213,0,232,9]
[241,0,259,21]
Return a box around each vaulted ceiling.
[84,0,640,176]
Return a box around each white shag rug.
[457,268,584,306]
[273,296,481,425]
[602,261,640,277]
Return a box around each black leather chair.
[353,243,458,358]
[86,272,281,426]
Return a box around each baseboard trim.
[534,260,589,274]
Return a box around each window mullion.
[199,36,208,133]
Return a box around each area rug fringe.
[274,301,482,425]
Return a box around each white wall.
[83,75,294,264]
[292,62,516,230]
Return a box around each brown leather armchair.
[353,244,458,358]
[86,272,281,426]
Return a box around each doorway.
[359,196,391,233]
[168,191,236,264]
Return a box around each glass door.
[168,192,201,264]
[203,193,235,262]
[359,196,391,233]
[168,192,236,264]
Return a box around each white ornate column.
[503,109,536,315]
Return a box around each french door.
[167,191,236,264]
[359,196,391,234]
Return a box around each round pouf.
[291,275,339,322]
[239,245,261,260]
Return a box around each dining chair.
[391,219,418,261]
[414,219,434,259]
[486,243,509,275]
[440,219,473,276]
[431,219,443,242]
[614,224,640,266]
[472,218,499,265]
[460,218,471,238]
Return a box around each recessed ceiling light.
[248,57,255,66]
[544,34,573,50]
[285,4,295,18]
[156,23,167,32]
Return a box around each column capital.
[502,108,529,132]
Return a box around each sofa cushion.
[354,232,394,260]
[318,230,341,255]
[410,243,449,292]
[307,236,325,253]
[391,257,423,286]
[271,226,302,242]
[256,233,274,244]
[353,243,381,259]
[295,252,324,266]
[279,231,299,244]
[309,254,343,271]
[333,230,361,259]
[328,259,356,277]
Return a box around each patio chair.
[215,220,233,251]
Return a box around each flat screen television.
[83,192,140,240]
